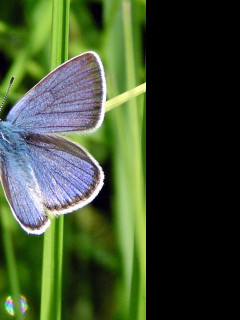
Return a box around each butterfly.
[0,51,106,235]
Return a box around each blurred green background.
[0,0,146,319]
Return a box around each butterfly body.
[0,52,106,235]
[0,121,26,154]
[0,122,27,189]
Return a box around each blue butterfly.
[0,51,106,235]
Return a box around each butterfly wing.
[0,132,103,234]
[0,154,50,234]
[6,52,106,134]
[23,133,104,216]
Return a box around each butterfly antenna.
[0,77,15,113]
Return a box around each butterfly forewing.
[6,52,106,134]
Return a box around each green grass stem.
[40,0,69,319]
[105,83,146,113]
[103,0,146,318]
[122,1,146,319]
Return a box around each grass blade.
[105,83,146,113]
[103,0,146,318]
[122,1,146,319]
[40,0,69,319]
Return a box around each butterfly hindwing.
[0,152,50,234]
[24,133,104,215]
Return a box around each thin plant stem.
[40,0,69,319]
[122,1,146,319]
[105,83,146,113]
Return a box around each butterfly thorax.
[0,121,27,157]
